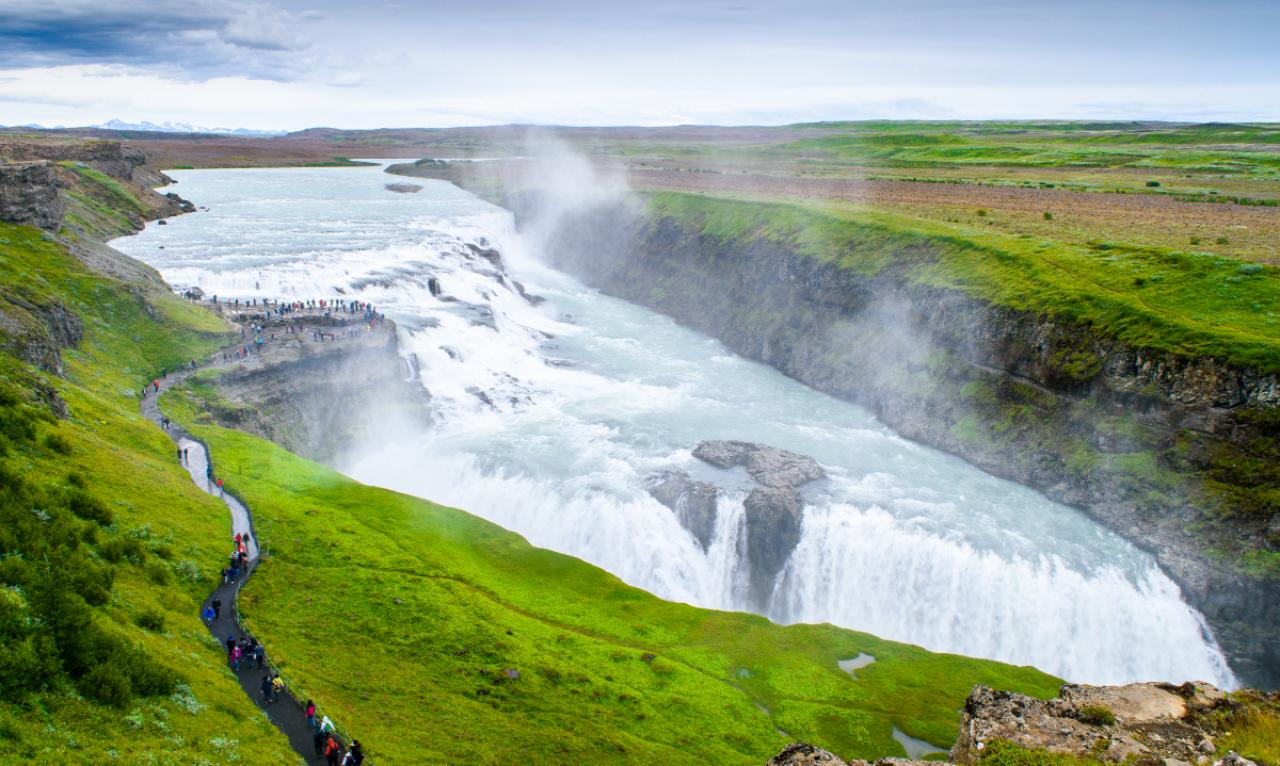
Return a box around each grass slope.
[0,222,297,763]
[781,123,1280,177]
[163,387,1060,765]
[646,191,1280,373]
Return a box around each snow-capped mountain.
[94,119,287,137]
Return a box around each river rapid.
[115,163,1237,687]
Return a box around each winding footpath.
[141,360,359,764]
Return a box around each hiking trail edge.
[142,359,364,764]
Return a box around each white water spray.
[116,163,1237,688]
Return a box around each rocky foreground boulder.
[953,682,1256,765]
[767,743,937,766]
[768,681,1276,766]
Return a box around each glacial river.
[116,163,1237,687]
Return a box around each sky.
[0,0,1277,129]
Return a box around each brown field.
[7,123,1276,263]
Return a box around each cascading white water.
[116,163,1238,688]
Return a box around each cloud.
[0,0,317,79]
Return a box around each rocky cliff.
[197,316,430,465]
[0,138,147,183]
[0,161,66,230]
[0,139,205,415]
[500,193,1280,688]
[769,681,1277,766]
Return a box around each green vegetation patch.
[780,122,1280,176]
[1216,691,1280,765]
[645,192,1280,372]
[0,223,293,761]
[164,386,1060,765]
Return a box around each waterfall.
[116,163,1239,688]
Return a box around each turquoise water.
[116,163,1236,686]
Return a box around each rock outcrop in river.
[649,440,826,606]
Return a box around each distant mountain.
[93,119,287,137]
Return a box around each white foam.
[115,164,1238,688]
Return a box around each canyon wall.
[509,195,1280,688]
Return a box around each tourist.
[230,643,242,671]
[260,673,273,703]
[271,673,285,700]
[183,447,189,461]
[177,446,183,462]
[212,598,222,619]
[346,740,365,765]
[305,699,316,728]
[201,604,215,624]
[324,734,343,766]
[254,642,266,669]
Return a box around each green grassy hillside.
[163,384,1060,764]
[780,122,1280,177]
[646,191,1280,373]
[0,222,297,763]
[2,165,1061,764]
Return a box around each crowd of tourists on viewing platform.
[189,293,388,361]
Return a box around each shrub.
[43,432,73,455]
[135,608,166,632]
[100,536,146,565]
[976,209,988,217]
[170,683,206,715]
[1216,236,1229,245]
[1146,180,1161,187]
[1077,705,1116,726]
[1190,236,1201,246]
[978,738,1107,766]
[1239,263,1265,275]
[1043,212,1053,220]
[79,663,132,707]
[145,561,172,585]
[173,560,203,584]
[66,489,113,526]
[118,647,178,697]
